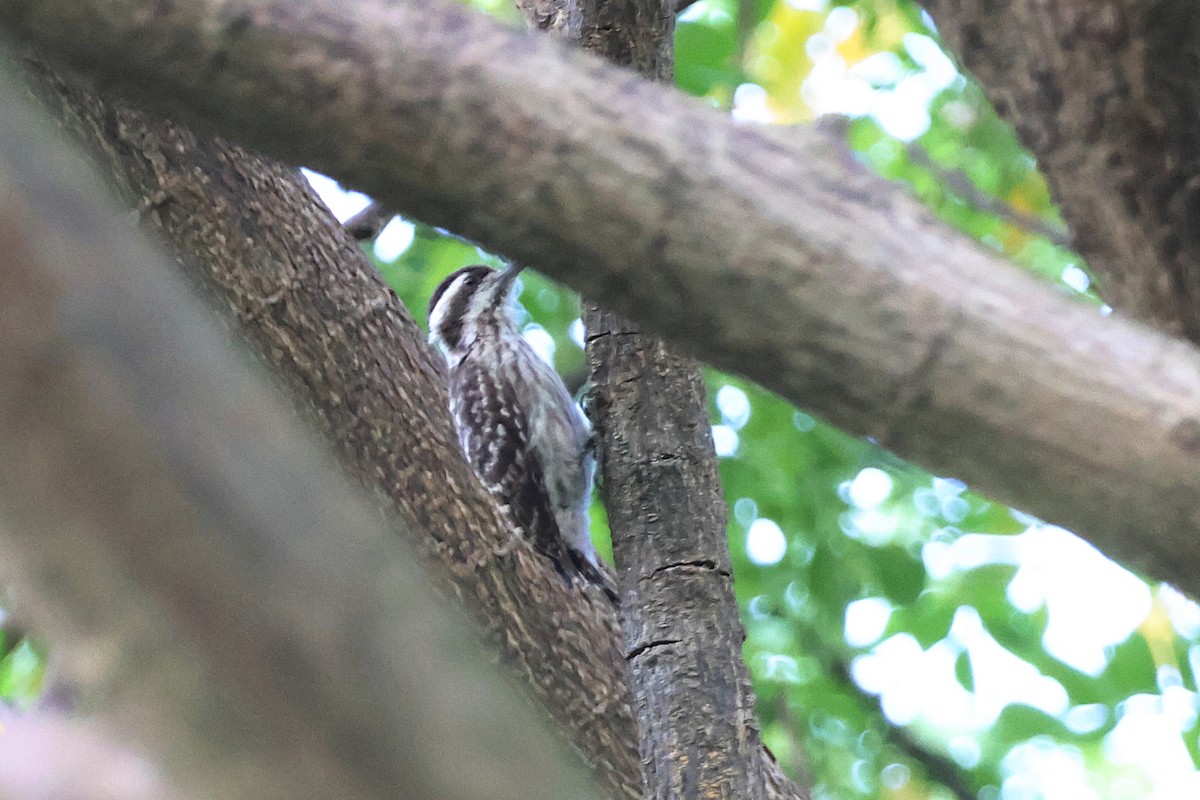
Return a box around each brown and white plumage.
[428,264,614,602]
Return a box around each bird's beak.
[498,261,524,291]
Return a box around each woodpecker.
[428,263,616,603]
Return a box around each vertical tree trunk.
[588,321,774,799]
[578,12,773,798]
[508,0,780,794]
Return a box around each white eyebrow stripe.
[429,272,474,345]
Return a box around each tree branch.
[587,327,781,797]
[924,1,1200,338]
[899,137,1071,248]
[25,66,641,797]
[342,199,390,240]
[4,0,1200,605]
[0,61,601,800]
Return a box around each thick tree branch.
[925,1,1200,340]
[27,68,640,797]
[4,0,1200,603]
[0,61,600,800]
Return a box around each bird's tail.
[570,550,619,606]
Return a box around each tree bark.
[923,2,1200,340]
[588,322,776,799]
[0,62,602,800]
[25,67,641,798]
[535,0,777,794]
[8,0,1200,601]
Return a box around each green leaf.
[676,18,739,99]
[883,585,958,648]
[0,639,45,706]
[955,649,974,692]
[991,703,1070,742]
[872,545,926,606]
[1098,637,1158,698]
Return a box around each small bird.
[428,263,615,602]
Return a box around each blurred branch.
[343,199,390,240]
[768,694,815,790]
[888,725,976,800]
[8,0,1200,610]
[0,59,601,800]
[735,0,755,86]
[0,614,27,652]
[827,652,978,800]
[902,141,1072,248]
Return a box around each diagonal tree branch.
[25,66,642,797]
[4,0,1200,603]
[0,60,602,800]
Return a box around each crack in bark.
[625,638,682,661]
[585,328,641,344]
[649,559,724,578]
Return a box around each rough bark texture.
[544,0,775,794]
[25,67,641,798]
[0,62,602,800]
[588,321,777,799]
[10,0,1200,601]
[514,0,581,34]
[923,2,1200,339]
[577,0,673,73]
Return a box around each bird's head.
[428,263,522,358]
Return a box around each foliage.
[0,620,44,709]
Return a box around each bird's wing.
[449,359,574,580]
